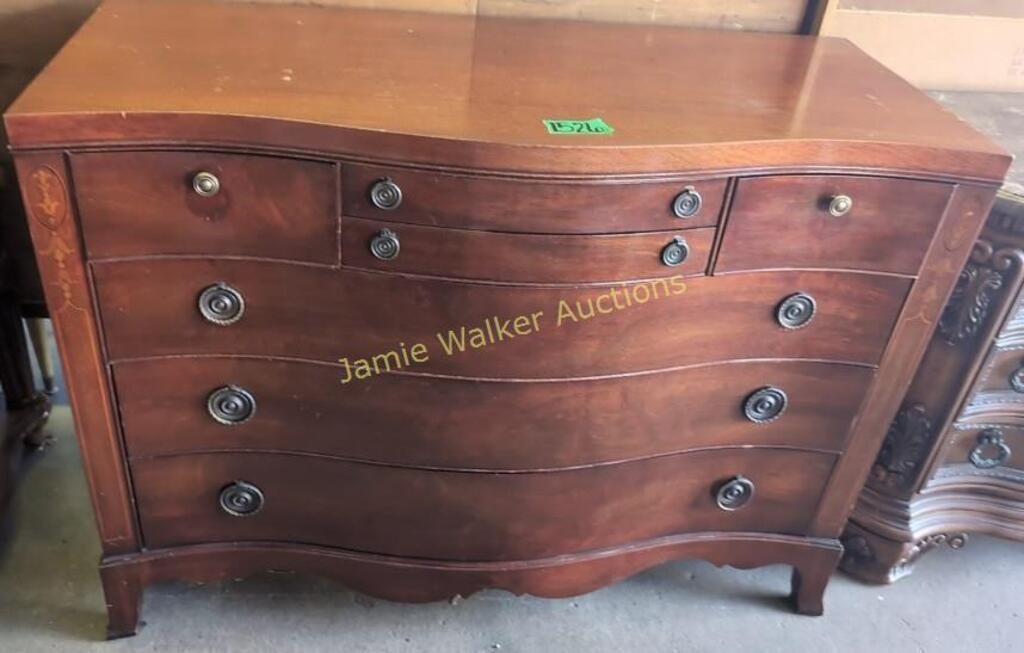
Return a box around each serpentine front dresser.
[4,0,1010,638]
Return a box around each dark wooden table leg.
[789,546,842,616]
[100,564,143,639]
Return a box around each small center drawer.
[71,151,338,262]
[342,218,714,283]
[716,175,952,275]
[342,164,726,232]
[942,426,1021,474]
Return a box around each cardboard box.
[821,1,1024,92]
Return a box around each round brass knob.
[369,229,401,260]
[192,171,221,197]
[197,283,245,326]
[743,386,788,423]
[969,429,1012,469]
[219,481,264,517]
[369,177,403,210]
[660,236,689,267]
[715,476,755,511]
[672,187,702,218]
[207,385,256,425]
[776,292,817,330]
[828,194,853,217]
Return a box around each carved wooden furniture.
[842,190,1024,583]
[3,0,1009,638]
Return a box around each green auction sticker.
[542,118,615,135]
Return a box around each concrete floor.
[1,92,1023,652]
[0,407,1022,652]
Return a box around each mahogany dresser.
[842,190,1024,583]
[3,0,1010,638]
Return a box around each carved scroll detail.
[939,240,1024,345]
[872,403,933,490]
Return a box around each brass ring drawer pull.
[743,386,787,423]
[776,292,816,330]
[660,236,689,267]
[192,171,221,197]
[969,429,1012,469]
[672,186,702,218]
[1009,364,1024,393]
[828,194,853,217]
[207,385,257,425]
[715,476,755,511]
[197,283,245,326]
[369,177,403,210]
[219,481,264,517]
[370,229,401,260]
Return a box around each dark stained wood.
[71,151,339,262]
[941,426,1024,473]
[115,358,873,468]
[2,2,1010,181]
[811,184,999,537]
[92,261,910,376]
[12,153,138,555]
[4,0,1011,637]
[341,219,715,283]
[343,165,725,232]
[132,449,837,558]
[99,535,843,628]
[716,176,952,275]
[842,191,1024,584]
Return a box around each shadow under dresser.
[2,0,1011,638]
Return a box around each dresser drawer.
[716,176,952,275]
[341,218,714,283]
[93,261,910,375]
[958,347,1024,427]
[71,151,338,262]
[115,358,872,467]
[342,164,726,232]
[133,449,836,558]
[941,426,1022,474]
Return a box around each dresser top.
[4,0,1010,180]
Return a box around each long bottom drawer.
[133,449,836,560]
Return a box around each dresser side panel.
[810,182,998,537]
[12,152,139,555]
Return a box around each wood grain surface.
[132,449,837,558]
[114,357,874,468]
[92,261,911,376]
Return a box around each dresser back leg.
[100,564,142,639]
[789,547,841,616]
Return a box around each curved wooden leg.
[100,565,142,640]
[789,546,841,616]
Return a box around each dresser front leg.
[100,565,142,640]
[789,547,841,616]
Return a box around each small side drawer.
[132,449,837,559]
[341,218,714,283]
[943,426,1021,474]
[958,347,1024,427]
[716,176,952,275]
[71,151,338,262]
[342,164,727,232]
